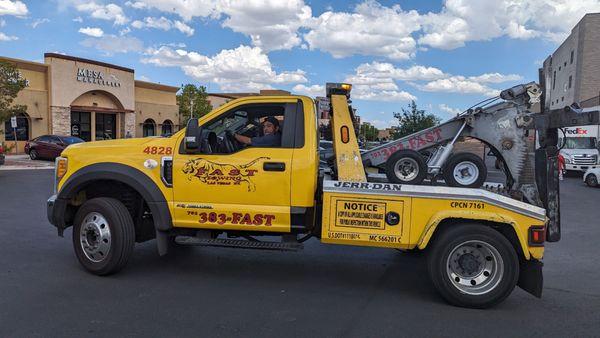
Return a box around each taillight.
[528,226,546,246]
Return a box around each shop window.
[71,111,91,141]
[161,120,173,135]
[143,119,156,137]
[4,113,29,141]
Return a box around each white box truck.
[559,123,600,172]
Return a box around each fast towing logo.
[182,157,269,192]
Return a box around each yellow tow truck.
[48,82,596,308]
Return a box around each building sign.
[76,68,121,87]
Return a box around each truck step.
[174,236,304,251]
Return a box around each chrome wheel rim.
[393,157,419,181]
[453,161,479,186]
[80,212,111,263]
[446,240,504,295]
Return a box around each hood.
[560,148,599,156]
[61,137,169,156]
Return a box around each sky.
[0,0,599,129]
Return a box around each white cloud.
[0,19,5,27]
[72,16,83,23]
[131,16,194,36]
[438,104,462,116]
[137,75,151,81]
[0,31,17,40]
[125,1,148,10]
[304,1,421,60]
[80,34,144,55]
[142,45,307,91]
[31,18,50,28]
[345,61,522,97]
[126,0,217,21]
[293,84,324,97]
[219,0,312,51]
[352,88,417,102]
[418,0,600,49]
[78,26,104,37]
[0,0,28,17]
[418,77,500,96]
[76,2,128,25]
[119,26,131,35]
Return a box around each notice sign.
[335,199,386,230]
[10,116,17,128]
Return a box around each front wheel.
[586,174,598,187]
[72,197,135,275]
[29,149,38,160]
[427,224,519,308]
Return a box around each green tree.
[393,101,440,139]
[0,61,28,128]
[177,84,212,125]
[359,122,379,142]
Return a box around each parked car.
[583,167,600,187]
[0,143,5,167]
[25,135,84,160]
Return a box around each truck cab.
[559,125,600,172]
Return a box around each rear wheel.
[29,149,38,160]
[586,174,598,187]
[443,152,487,188]
[427,224,519,308]
[72,197,135,275]
[385,149,427,184]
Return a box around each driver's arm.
[234,133,251,145]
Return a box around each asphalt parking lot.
[1,169,599,337]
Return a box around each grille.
[572,154,598,165]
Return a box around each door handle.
[263,162,286,171]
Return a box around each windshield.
[562,137,597,149]
[60,136,85,144]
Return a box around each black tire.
[427,224,519,308]
[385,149,427,184]
[443,152,487,188]
[29,149,38,160]
[72,197,135,276]
[586,174,598,187]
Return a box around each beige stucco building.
[1,53,179,153]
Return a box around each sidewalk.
[0,155,55,170]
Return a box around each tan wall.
[19,68,48,91]
[46,56,135,110]
[207,95,229,108]
[135,86,177,105]
[71,91,121,110]
[135,101,179,137]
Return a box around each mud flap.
[518,258,543,298]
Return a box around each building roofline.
[135,80,179,92]
[0,55,48,72]
[44,53,135,73]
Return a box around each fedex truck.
[559,124,600,172]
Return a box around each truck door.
[172,99,303,233]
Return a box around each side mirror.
[184,118,201,153]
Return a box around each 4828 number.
[143,146,172,155]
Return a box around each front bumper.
[565,163,599,172]
[47,194,68,236]
[47,194,56,225]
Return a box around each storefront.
[0,53,180,153]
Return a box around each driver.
[234,116,281,147]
